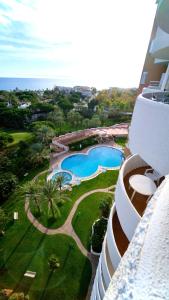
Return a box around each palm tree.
[21,181,41,215]
[36,126,55,145]
[42,180,70,219]
[48,254,60,272]
[55,173,70,192]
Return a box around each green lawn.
[114,136,128,148]
[0,128,34,147]
[32,170,119,229]
[0,172,91,300]
[8,131,34,146]
[72,192,113,250]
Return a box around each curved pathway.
[25,184,115,299]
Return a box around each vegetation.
[0,168,92,299]
[72,192,113,250]
[31,170,118,229]
[91,218,108,253]
[99,196,112,218]
[114,136,128,147]
[42,180,70,219]
[68,135,99,151]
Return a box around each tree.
[82,118,90,129]
[0,132,13,148]
[21,181,41,215]
[55,174,70,192]
[0,207,9,235]
[48,107,65,132]
[36,125,55,145]
[89,115,101,128]
[67,110,82,127]
[0,172,18,202]
[30,143,49,167]
[48,254,60,272]
[42,180,70,219]
[99,197,112,218]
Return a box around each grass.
[0,128,34,147]
[31,170,119,229]
[0,169,91,300]
[114,136,128,147]
[8,131,34,146]
[72,192,113,250]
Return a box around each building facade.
[90,1,169,299]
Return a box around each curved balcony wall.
[129,94,169,175]
[149,27,169,60]
[97,257,105,299]
[157,0,169,34]
[107,204,121,270]
[101,237,111,289]
[115,154,148,240]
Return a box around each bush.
[0,172,18,202]
[69,135,99,151]
[99,196,112,218]
[0,132,13,148]
[91,218,108,253]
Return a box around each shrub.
[91,218,108,253]
[0,172,18,202]
[0,132,13,148]
[99,196,112,218]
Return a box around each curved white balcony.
[97,258,105,299]
[129,93,169,175]
[107,204,121,270]
[150,27,169,60]
[101,237,111,289]
[157,0,169,34]
[115,154,148,241]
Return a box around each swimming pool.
[61,146,123,179]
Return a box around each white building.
[90,1,169,299]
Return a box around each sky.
[0,0,157,88]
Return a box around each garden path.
[25,184,115,300]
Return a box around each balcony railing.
[115,154,149,240]
[142,91,169,104]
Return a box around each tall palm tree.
[55,174,70,192]
[21,181,41,215]
[42,180,70,219]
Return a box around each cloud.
[0,0,157,88]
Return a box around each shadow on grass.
[47,217,56,227]
[39,271,53,300]
[13,234,46,294]
[1,223,35,270]
[77,258,92,300]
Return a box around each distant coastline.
[0,77,63,91]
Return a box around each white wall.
[129,95,169,175]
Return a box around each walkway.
[25,184,115,299]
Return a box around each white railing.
[101,237,111,289]
[97,257,105,299]
[115,154,148,241]
[106,204,121,270]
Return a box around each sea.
[0,77,66,91]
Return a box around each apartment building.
[90,1,169,299]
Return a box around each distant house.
[18,102,31,109]
[73,86,92,98]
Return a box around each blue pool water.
[61,146,123,178]
[52,171,72,185]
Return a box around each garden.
[0,166,118,300]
